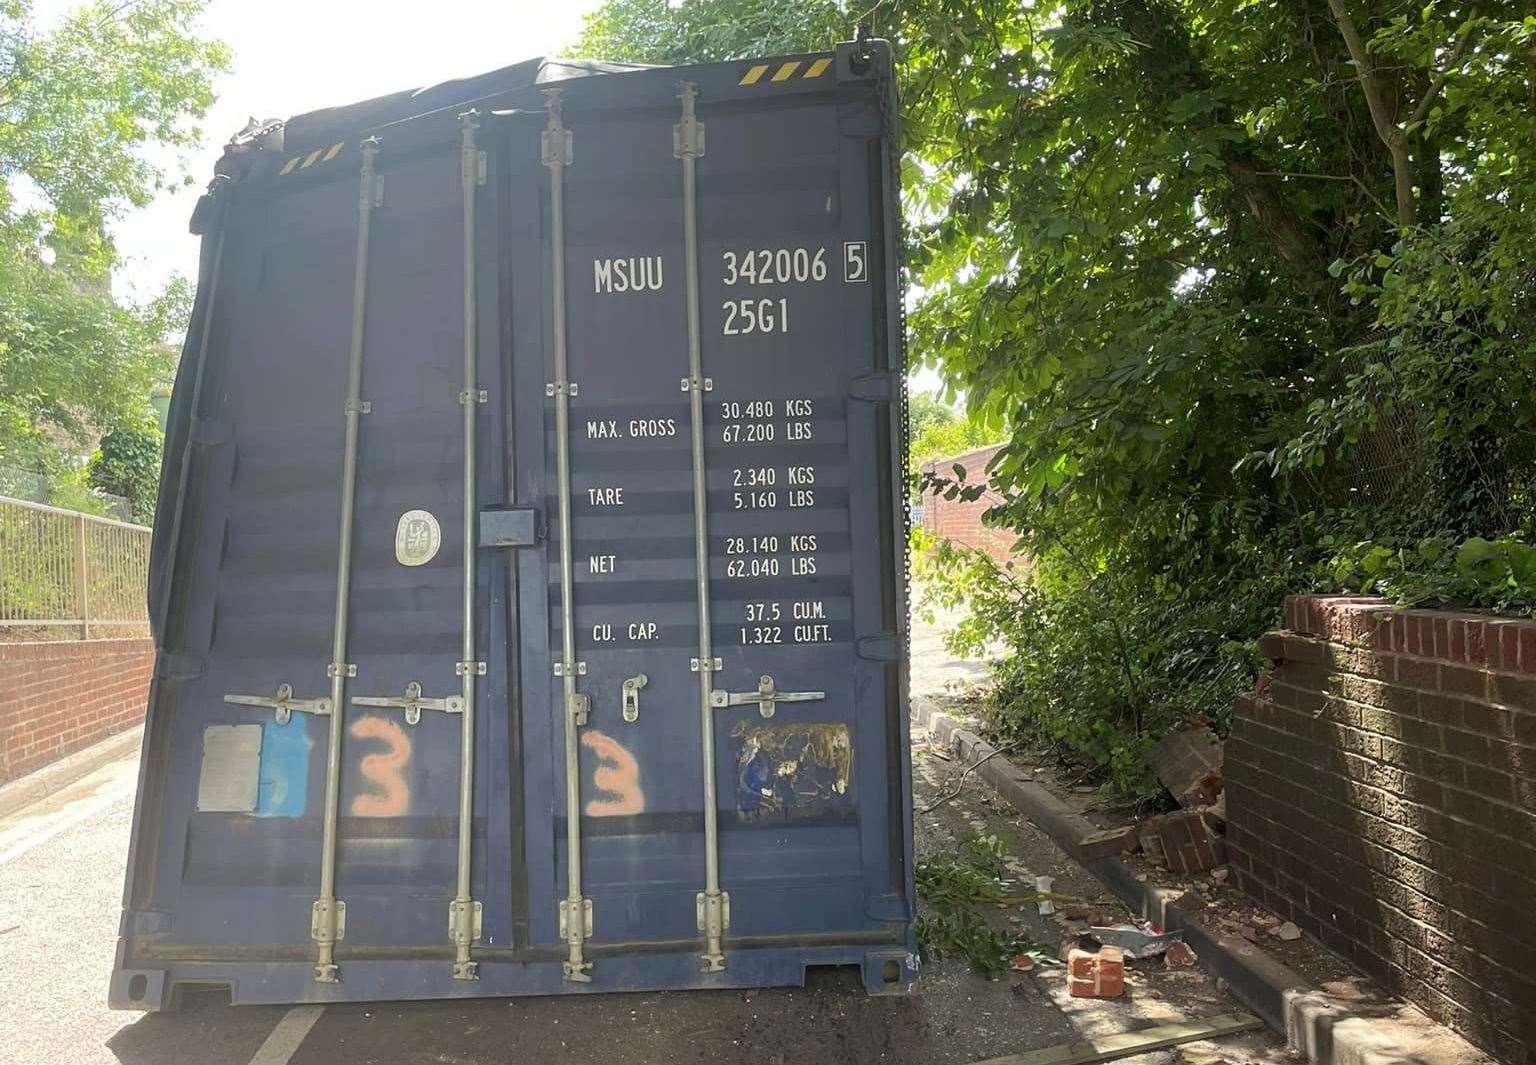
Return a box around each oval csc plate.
[395,509,442,566]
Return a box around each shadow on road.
[106,991,289,1065]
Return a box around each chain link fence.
[0,495,151,641]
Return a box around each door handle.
[621,674,647,722]
[709,674,825,719]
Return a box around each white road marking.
[249,1005,325,1065]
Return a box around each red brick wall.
[920,443,1018,563]
[0,639,153,783]
[1227,595,1536,1065]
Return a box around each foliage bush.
[914,526,1278,799]
[86,423,162,525]
[1326,534,1536,615]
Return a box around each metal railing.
[0,495,151,640]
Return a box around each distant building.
[918,442,1018,564]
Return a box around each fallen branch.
[920,739,1025,815]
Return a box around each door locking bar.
[308,134,382,984]
[351,681,463,725]
[543,88,592,983]
[223,684,332,726]
[446,107,486,982]
[621,674,647,722]
[710,675,826,719]
[675,80,729,974]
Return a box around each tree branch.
[1325,0,1416,225]
[1406,17,1479,131]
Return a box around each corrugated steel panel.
[115,41,911,1008]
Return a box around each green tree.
[913,417,994,465]
[572,0,845,62]
[908,390,956,443]
[0,1,226,496]
[86,422,163,524]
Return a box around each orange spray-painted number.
[582,730,645,816]
[349,715,412,816]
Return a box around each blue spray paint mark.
[255,718,313,816]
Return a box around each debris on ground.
[1009,953,1036,972]
[1068,945,1126,998]
[1086,924,1184,959]
[915,833,1057,977]
[1202,792,1227,829]
[1163,940,1199,968]
[1060,902,1121,926]
[1137,809,1226,874]
[1274,921,1302,941]
[1077,825,1140,862]
[1147,723,1224,808]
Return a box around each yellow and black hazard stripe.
[738,56,833,86]
[277,141,345,176]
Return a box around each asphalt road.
[0,609,1289,1065]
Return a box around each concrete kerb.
[0,723,143,820]
[912,695,1495,1065]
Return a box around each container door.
[505,60,905,974]
[695,89,903,939]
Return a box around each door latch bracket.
[558,897,593,939]
[311,898,346,943]
[448,899,483,945]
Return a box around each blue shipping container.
[113,41,912,1009]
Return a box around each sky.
[48,0,605,302]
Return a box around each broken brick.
[1077,825,1140,862]
[1164,940,1198,968]
[1067,945,1125,998]
[1147,724,1225,807]
[1137,809,1227,874]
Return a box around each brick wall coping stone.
[0,637,153,662]
[1283,595,1536,674]
[911,694,1496,1065]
